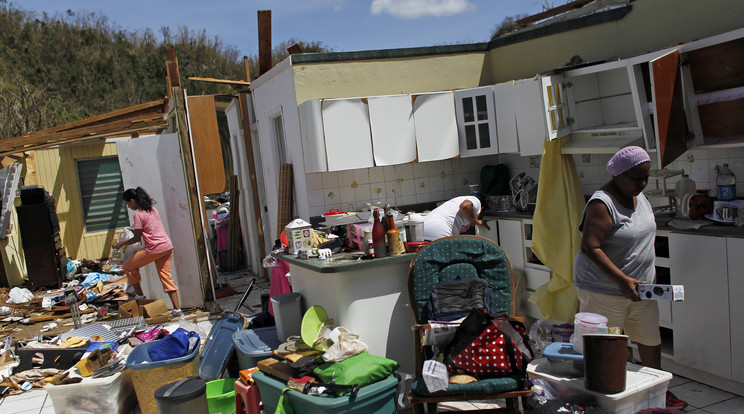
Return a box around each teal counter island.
[274,251,416,375]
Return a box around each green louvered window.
[77,157,129,232]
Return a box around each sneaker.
[666,390,688,410]
[171,309,183,317]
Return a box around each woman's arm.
[114,228,143,249]
[459,200,490,230]
[580,200,641,301]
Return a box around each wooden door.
[650,50,689,168]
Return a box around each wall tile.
[338,170,354,187]
[369,167,385,183]
[322,172,339,188]
[397,163,414,180]
[306,173,323,190]
[308,189,325,207]
[353,168,370,184]
[414,177,429,194]
[383,165,397,181]
[401,179,416,195]
[428,177,445,192]
[354,183,371,203]
[415,193,432,204]
[412,162,428,178]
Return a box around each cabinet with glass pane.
[454,86,498,157]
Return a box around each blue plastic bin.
[125,338,201,414]
[199,312,246,381]
[543,342,584,376]
[253,371,399,414]
[232,326,282,370]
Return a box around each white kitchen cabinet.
[727,237,744,383]
[321,98,375,171]
[298,99,327,173]
[669,233,730,379]
[454,86,499,157]
[367,95,417,166]
[411,91,460,162]
[513,78,548,157]
[540,60,646,154]
[492,81,519,154]
[654,231,672,332]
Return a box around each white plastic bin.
[528,358,672,414]
[46,370,135,414]
[271,292,303,341]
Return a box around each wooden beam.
[238,92,267,280]
[258,10,272,76]
[172,86,212,301]
[166,48,181,87]
[287,43,303,55]
[516,0,595,26]
[0,114,167,154]
[243,56,252,82]
[187,76,251,86]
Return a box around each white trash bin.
[271,292,303,341]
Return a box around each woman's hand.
[476,219,491,231]
[619,277,642,302]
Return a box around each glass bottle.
[386,209,405,256]
[372,209,386,258]
[717,163,736,201]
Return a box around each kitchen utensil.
[509,173,537,212]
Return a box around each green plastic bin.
[206,378,237,414]
[253,371,399,414]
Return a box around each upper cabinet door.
[650,49,689,169]
[492,81,519,154]
[321,98,375,171]
[540,75,572,141]
[454,86,499,157]
[412,91,460,162]
[298,99,327,173]
[368,95,417,166]
[513,78,548,157]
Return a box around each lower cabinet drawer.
[524,266,551,291]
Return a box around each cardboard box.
[637,284,684,301]
[119,299,168,318]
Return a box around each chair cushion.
[410,375,527,396]
[410,237,512,323]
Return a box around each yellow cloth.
[529,137,586,322]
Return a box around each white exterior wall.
[249,59,309,240]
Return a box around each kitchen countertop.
[483,210,744,238]
[274,251,415,273]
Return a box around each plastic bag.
[529,319,574,357]
[7,287,34,304]
[322,327,368,362]
[119,228,144,261]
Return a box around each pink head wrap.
[606,146,650,176]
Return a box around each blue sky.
[16,0,549,56]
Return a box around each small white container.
[571,312,608,354]
[407,214,425,242]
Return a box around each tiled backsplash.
[305,146,744,216]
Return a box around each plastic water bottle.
[717,163,736,201]
[675,173,696,217]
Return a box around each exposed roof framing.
[0,99,168,157]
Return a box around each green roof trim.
[290,43,490,64]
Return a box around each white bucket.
[571,312,608,354]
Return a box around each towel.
[529,137,586,323]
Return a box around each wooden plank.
[187,95,227,195]
[173,87,212,301]
[227,175,241,270]
[286,43,302,55]
[276,164,293,238]
[238,93,267,279]
[258,10,272,75]
[243,56,252,82]
[187,76,251,86]
[166,48,181,87]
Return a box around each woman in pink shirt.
[114,187,181,316]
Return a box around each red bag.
[445,308,534,377]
